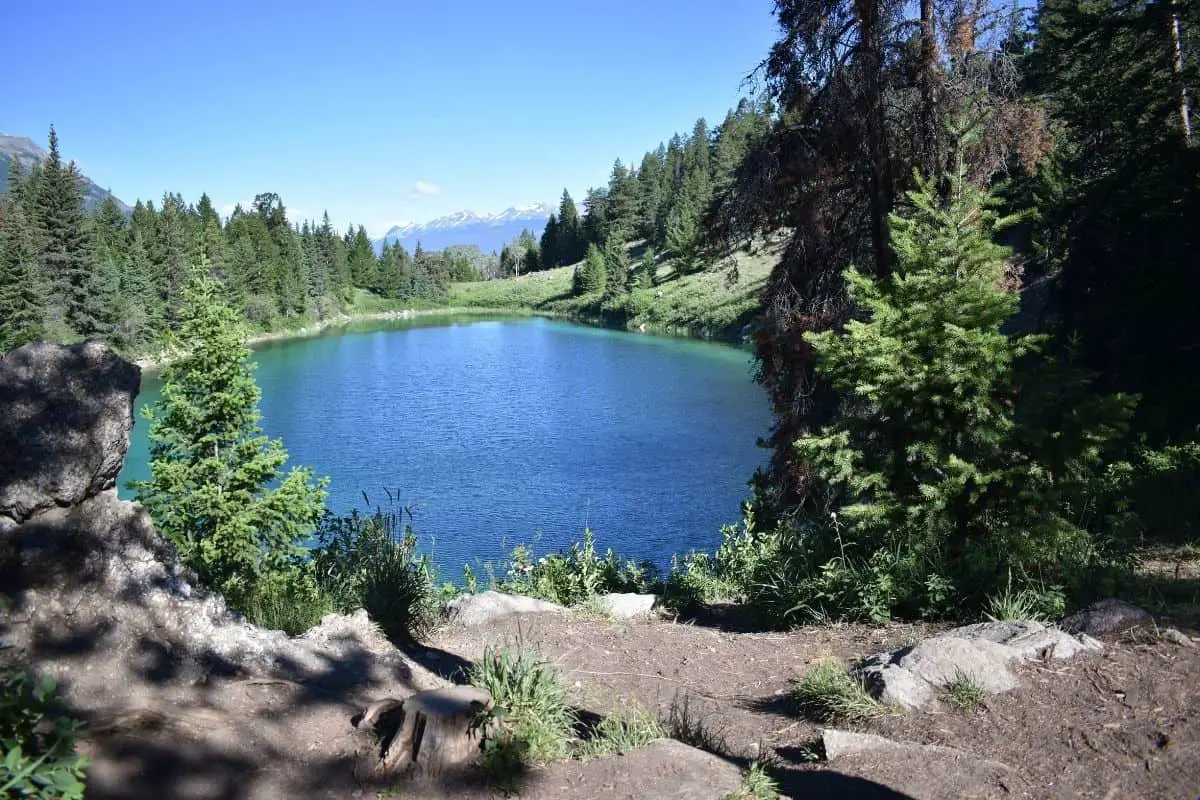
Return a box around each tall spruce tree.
[790,161,1133,619]
[131,272,327,608]
[0,197,44,350]
[34,127,101,336]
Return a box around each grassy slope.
[446,242,781,341]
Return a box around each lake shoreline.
[133,305,750,373]
[131,306,538,373]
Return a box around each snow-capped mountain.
[373,201,556,255]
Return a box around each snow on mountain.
[373,201,556,254]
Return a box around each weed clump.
[792,661,885,724]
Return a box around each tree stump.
[357,686,493,778]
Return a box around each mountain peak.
[0,133,131,214]
[374,202,555,254]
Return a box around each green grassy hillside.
[447,241,780,341]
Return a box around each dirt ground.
[426,609,1200,800]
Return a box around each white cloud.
[407,180,441,199]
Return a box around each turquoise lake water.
[119,316,770,576]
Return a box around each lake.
[119,315,770,577]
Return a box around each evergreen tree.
[33,127,101,336]
[539,214,559,269]
[603,236,631,297]
[556,189,583,264]
[790,163,1133,618]
[573,242,607,295]
[131,272,327,608]
[0,199,44,350]
[637,246,656,289]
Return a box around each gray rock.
[446,590,566,626]
[821,728,1024,797]
[525,739,743,799]
[857,620,1103,711]
[597,592,658,619]
[4,490,444,692]
[0,340,140,530]
[1162,628,1197,648]
[1061,598,1155,636]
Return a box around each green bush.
[244,564,334,635]
[792,661,885,724]
[310,503,440,643]
[581,702,664,758]
[748,165,1144,623]
[469,643,577,775]
[0,669,89,798]
[492,530,659,607]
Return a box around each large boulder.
[445,590,566,626]
[0,340,141,530]
[597,592,658,619]
[857,620,1102,711]
[1061,598,1155,637]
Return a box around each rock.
[0,340,140,530]
[524,739,743,799]
[821,728,1025,798]
[1162,628,1197,648]
[597,592,658,619]
[445,590,566,626]
[857,620,1103,711]
[1061,598,1155,636]
[4,490,443,693]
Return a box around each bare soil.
[425,609,1200,800]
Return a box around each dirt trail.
[429,612,1200,800]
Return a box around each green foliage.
[469,644,576,770]
[131,273,328,612]
[983,574,1064,623]
[940,669,986,712]
[792,661,885,724]
[663,509,782,611]
[492,529,659,607]
[721,762,780,800]
[755,165,1139,621]
[0,669,89,798]
[572,243,607,296]
[580,702,664,758]
[310,502,440,643]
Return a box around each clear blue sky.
[3,1,778,236]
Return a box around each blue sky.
[3,1,778,236]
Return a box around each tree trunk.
[1170,0,1193,144]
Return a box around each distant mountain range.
[373,202,555,255]
[0,134,131,214]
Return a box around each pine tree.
[792,162,1133,618]
[638,246,656,289]
[0,199,45,350]
[556,189,583,264]
[573,243,607,295]
[603,236,631,297]
[539,214,559,270]
[34,127,102,336]
[131,272,327,608]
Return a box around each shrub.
[721,762,780,800]
[469,644,576,771]
[244,565,334,635]
[758,164,1139,623]
[0,669,89,798]
[941,669,987,711]
[493,530,659,607]
[310,502,439,643]
[792,661,884,724]
[581,701,664,758]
